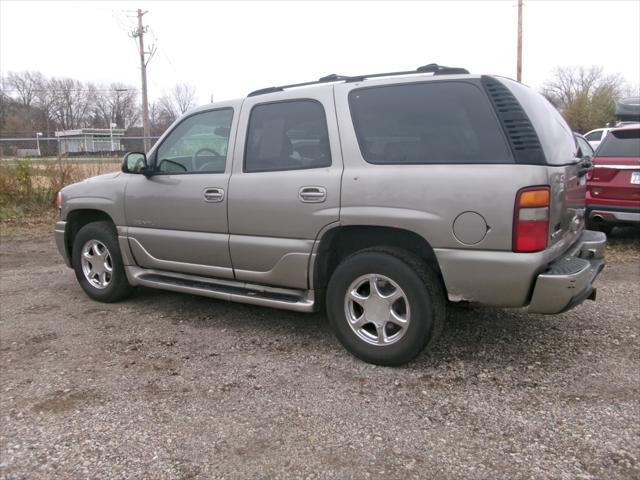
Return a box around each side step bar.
[125,266,316,312]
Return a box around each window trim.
[243,98,332,173]
[151,106,234,175]
[347,79,513,166]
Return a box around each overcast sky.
[1,0,639,105]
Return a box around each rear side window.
[348,82,512,164]
[245,100,331,172]
[499,77,577,165]
[585,130,602,141]
[597,129,640,157]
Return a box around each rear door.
[589,128,640,206]
[227,87,343,289]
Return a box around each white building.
[55,128,125,154]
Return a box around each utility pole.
[131,9,152,152]
[516,0,523,82]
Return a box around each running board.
[125,266,316,312]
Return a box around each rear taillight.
[513,186,550,253]
[56,191,63,210]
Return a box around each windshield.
[596,129,640,157]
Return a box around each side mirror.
[122,152,149,175]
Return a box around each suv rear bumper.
[586,204,640,225]
[528,230,606,314]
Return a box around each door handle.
[203,188,225,203]
[299,186,327,203]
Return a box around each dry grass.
[605,226,640,264]
[0,157,120,223]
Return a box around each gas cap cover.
[453,211,489,245]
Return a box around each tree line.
[1,66,636,148]
[541,66,637,134]
[0,70,197,139]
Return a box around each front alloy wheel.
[72,221,134,303]
[80,239,113,289]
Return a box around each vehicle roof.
[611,123,640,132]
[244,63,479,98]
[186,69,486,115]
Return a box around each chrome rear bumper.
[528,230,606,314]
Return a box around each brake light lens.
[513,186,550,252]
[56,191,63,210]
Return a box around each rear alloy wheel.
[72,221,134,303]
[327,248,445,366]
[344,274,411,346]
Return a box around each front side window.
[245,100,331,172]
[156,108,233,174]
[349,82,512,164]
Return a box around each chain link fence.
[0,136,161,160]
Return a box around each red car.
[586,124,640,234]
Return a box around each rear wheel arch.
[313,225,445,293]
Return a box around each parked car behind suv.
[584,127,613,150]
[54,64,606,365]
[586,124,640,234]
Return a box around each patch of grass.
[0,156,120,221]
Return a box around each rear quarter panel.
[332,77,584,306]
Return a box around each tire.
[72,221,134,303]
[587,221,614,236]
[326,248,445,366]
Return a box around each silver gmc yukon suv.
[54,64,606,365]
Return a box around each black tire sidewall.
[326,251,436,366]
[72,222,131,302]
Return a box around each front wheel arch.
[65,209,115,260]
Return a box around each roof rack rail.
[247,63,469,97]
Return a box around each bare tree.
[94,83,140,129]
[6,71,43,107]
[49,78,94,130]
[172,83,197,114]
[154,83,198,129]
[542,66,625,132]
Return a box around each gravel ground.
[1,224,639,479]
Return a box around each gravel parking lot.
[1,224,639,479]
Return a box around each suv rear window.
[348,81,512,164]
[596,129,640,157]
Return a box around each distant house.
[55,128,126,154]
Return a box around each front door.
[124,106,238,279]
[227,88,343,289]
